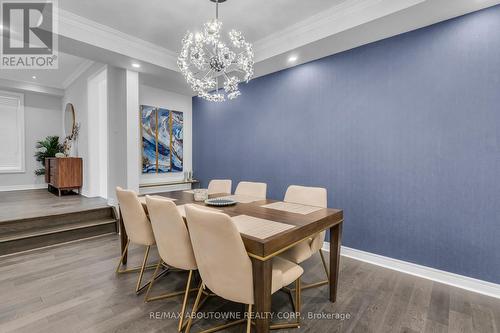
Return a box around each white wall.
[62,63,106,196]
[87,68,108,198]
[139,84,192,185]
[126,71,140,192]
[0,91,62,190]
[107,66,128,203]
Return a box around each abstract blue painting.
[171,111,184,172]
[141,105,183,174]
[157,108,171,173]
[141,105,157,174]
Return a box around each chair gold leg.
[145,265,197,302]
[135,245,151,294]
[270,277,301,330]
[269,323,301,330]
[185,283,205,333]
[116,240,157,274]
[246,304,253,333]
[199,319,246,333]
[115,239,130,273]
[295,276,301,327]
[185,281,248,333]
[178,270,194,331]
[144,259,163,302]
[285,250,329,292]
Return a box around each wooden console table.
[45,157,83,196]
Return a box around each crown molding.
[57,1,425,74]
[62,59,95,89]
[0,78,64,97]
[58,9,178,71]
[254,0,426,62]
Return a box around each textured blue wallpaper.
[193,6,500,284]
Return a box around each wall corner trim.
[323,242,500,299]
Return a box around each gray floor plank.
[1,234,499,333]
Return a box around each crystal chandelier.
[177,0,254,102]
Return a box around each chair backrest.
[185,204,253,304]
[285,185,327,252]
[146,196,197,271]
[115,187,155,246]
[235,181,267,199]
[207,179,232,195]
[284,185,327,208]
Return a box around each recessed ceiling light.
[288,55,298,63]
[132,63,141,68]
[32,76,37,79]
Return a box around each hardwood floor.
[0,189,116,255]
[0,189,109,222]
[0,234,499,333]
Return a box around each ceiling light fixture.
[288,55,298,63]
[178,0,254,102]
[132,63,141,68]
[32,76,37,79]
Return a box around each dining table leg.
[118,207,128,265]
[329,221,343,302]
[251,257,272,333]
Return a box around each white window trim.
[0,90,25,173]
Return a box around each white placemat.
[231,215,295,239]
[218,194,263,204]
[261,202,323,215]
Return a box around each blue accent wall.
[193,6,500,284]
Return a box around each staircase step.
[0,218,117,243]
[0,207,116,237]
[0,218,118,256]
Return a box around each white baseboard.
[323,242,500,299]
[0,183,47,192]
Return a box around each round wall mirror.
[64,103,76,138]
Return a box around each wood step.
[0,218,118,256]
[0,218,117,243]
[0,207,116,237]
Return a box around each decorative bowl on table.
[193,189,208,202]
[204,198,237,207]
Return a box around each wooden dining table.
[118,190,343,333]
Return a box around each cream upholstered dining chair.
[234,181,267,199]
[144,196,198,331]
[115,187,156,294]
[279,185,329,291]
[184,205,303,333]
[207,179,232,195]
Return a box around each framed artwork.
[140,105,183,174]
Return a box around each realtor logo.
[1,0,58,69]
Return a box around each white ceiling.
[59,0,347,52]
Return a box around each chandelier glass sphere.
[177,0,254,102]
